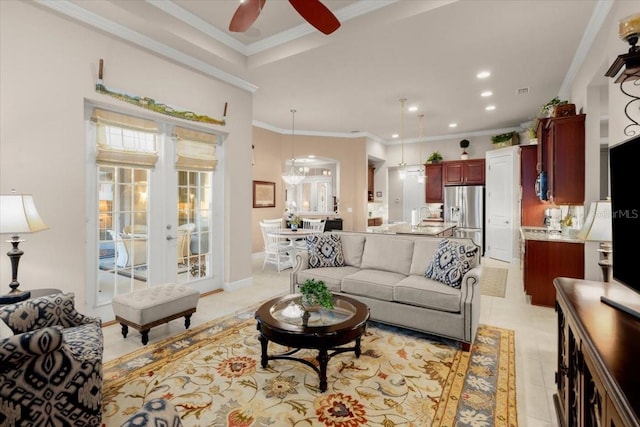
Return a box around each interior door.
[485,147,520,263]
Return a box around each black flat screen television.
[606,134,640,319]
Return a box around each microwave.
[535,171,548,201]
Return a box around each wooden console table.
[553,278,640,427]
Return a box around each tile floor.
[102,254,559,427]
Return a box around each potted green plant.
[299,278,334,310]
[459,139,470,160]
[491,131,519,148]
[426,151,443,163]
[527,122,538,144]
[538,97,568,118]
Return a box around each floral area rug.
[102,307,517,426]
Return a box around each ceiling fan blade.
[289,0,341,35]
[229,0,266,32]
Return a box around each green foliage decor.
[299,279,334,309]
[426,151,443,163]
[491,132,516,144]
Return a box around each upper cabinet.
[367,165,375,201]
[443,159,485,186]
[425,163,443,203]
[538,114,585,204]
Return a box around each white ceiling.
[36,0,603,143]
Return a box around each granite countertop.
[520,226,584,243]
[368,221,457,236]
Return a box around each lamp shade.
[577,200,611,242]
[0,194,49,235]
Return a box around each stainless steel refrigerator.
[444,185,484,254]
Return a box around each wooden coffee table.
[255,293,369,392]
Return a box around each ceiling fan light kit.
[229,0,340,35]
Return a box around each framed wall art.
[253,180,276,208]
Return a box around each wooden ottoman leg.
[141,329,150,345]
[120,323,129,338]
[184,313,192,329]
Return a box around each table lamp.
[0,193,49,303]
[577,200,612,282]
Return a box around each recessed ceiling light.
[449,123,457,128]
[485,105,496,111]
[481,91,493,97]
[408,105,418,112]
[392,133,399,138]
[308,155,316,158]
[477,71,491,79]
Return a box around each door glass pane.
[97,165,149,303]
[177,170,212,283]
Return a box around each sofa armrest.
[290,251,310,293]
[461,265,482,289]
[0,326,64,370]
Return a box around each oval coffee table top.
[255,293,369,335]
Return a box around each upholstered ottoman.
[112,283,199,345]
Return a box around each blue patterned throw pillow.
[307,234,345,268]
[425,239,478,288]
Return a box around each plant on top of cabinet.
[538,96,568,118]
[426,151,443,163]
[460,139,470,160]
[491,131,519,148]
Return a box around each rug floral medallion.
[102,308,516,427]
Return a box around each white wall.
[568,0,636,281]
[0,1,254,311]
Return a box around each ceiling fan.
[229,0,341,35]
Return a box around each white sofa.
[291,231,482,350]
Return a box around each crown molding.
[34,0,258,93]
[558,0,614,99]
[253,121,522,146]
[145,0,248,55]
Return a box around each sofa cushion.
[298,266,360,292]
[341,269,406,301]
[339,233,366,267]
[360,236,414,275]
[307,234,345,268]
[394,275,462,313]
[410,239,442,276]
[425,239,479,288]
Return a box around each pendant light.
[281,109,305,186]
[417,114,425,184]
[398,98,407,180]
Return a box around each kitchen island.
[367,221,457,237]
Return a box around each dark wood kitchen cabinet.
[443,159,485,186]
[554,278,640,427]
[368,165,375,201]
[425,163,443,203]
[523,239,583,307]
[520,145,546,227]
[538,114,585,204]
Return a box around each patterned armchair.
[0,293,103,426]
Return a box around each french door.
[88,106,222,313]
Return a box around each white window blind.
[174,126,218,171]
[92,108,158,168]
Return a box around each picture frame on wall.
[253,181,276,208]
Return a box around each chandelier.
[398,98,407,180]
[281,109,305,186]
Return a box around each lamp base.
[0,290,31,305]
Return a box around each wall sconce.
[605,13,640,136]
